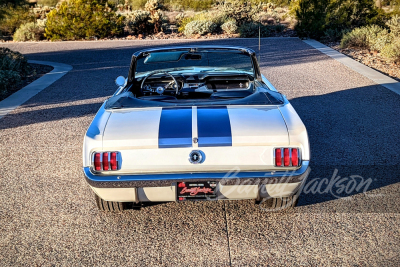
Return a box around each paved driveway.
[1,38,399,266]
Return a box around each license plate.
[177,181,217,201]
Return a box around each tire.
[95,194,126,212]
[259,194,299,212]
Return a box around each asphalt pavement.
[1,38,399,266]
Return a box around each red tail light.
[102,152,109,170]
[93,151,119,171]
[284,148,290,166]
[274,148,301,167]
[110,152,118,170]
[275,148,282,166]
[94,153,101,171]
[291,148,299,166]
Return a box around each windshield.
[136,51,254,75]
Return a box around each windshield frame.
[127,46,262,83]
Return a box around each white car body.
[82,46,310,209]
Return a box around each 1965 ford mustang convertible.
[82,45,310,212]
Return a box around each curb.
[303,39,400,96]
[0,60,73,120]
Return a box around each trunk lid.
[102,106,289,173]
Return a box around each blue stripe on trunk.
[158,107,192,148]
[197,107,232,147]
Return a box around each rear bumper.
[83,161,310,202]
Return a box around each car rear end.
[82,103,310,206]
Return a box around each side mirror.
[115,76,126,87]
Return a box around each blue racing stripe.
[158,107,192,148]
[197,106,232,147]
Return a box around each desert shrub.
[13,22,45,41]
[271,23,286,33]
[145,0,164,33]
[178,11,224,33]
[175,12,185,24]
[0,48,30,95]
[381,38,400,61]
[124,10,151,35]
[221,20,237,34]
[164,0,215,11]
[0,5,35,36]
[127,0,148,10]
[37,0,59,7]
[218,1,257,26]
[184,20,216,35]
[369,29,393,51]
[340,26,373,48]
[239,22,271,38]
[44,0,124,40]
[387,14,400,36]
[293,0,386,40]
[340,25,386,49]
[322,28,347,42]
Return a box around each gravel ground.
[0,38,399,266]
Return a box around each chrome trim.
[83,161,310,183]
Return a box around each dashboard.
[138,73,252,96]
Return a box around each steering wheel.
[140,71,179,95]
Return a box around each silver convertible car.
[82,45,310,212]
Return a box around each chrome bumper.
[83,161,310,188]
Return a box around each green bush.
[128,0,148,10]
[340,25,387,49]
[13,22,45,41]
[37,0,59,7]
[44,0,124,40]
[164,0,215,11]
[386,14,400,36]
[0,48,30,95]
[340,26,375,48]
[124,10,152,35]
[239,22,271,38]
[293,0,386,40]
[369,28,393,51]
[0,5,35,36]
[145,0,164,33]
[177,11,225,33]
[184,20,216,36]
[218,1,257,26]
[221,20,237,34]
[381,38,400,61]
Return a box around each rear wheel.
[95,194,126,212]
[259,194,299,212]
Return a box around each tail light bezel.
[274,147,301,167]
[91,151,121,172]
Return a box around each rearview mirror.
[115,76,126,87]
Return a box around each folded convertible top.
[105,91,284,109]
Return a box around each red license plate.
[177,181,217,201]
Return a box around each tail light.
[110,152,118,170]
[92,152,120,171]
[284,148,290,166]
[274,148,301,167]
[275,148,282,166]
[94,153,101,171]
[102,152,109,170]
